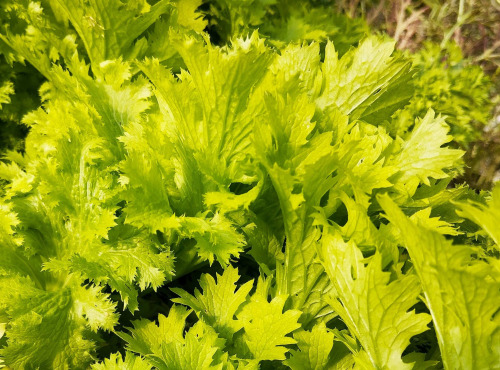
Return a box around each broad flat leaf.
[172,266,253,341]
[380,194,500,370]
[388,109,463,196]
[262,41,322,97]
[157,321,225,370]
[408,207,460,236]
[237,293,301,361]
[316,36,413,122]
[176,0,207,33]
[284,323,335,370]
[320,230,431,369]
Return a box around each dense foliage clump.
[0,1,498,369]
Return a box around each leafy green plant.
[389,41,493,149]
[204,0,369,54]
[0,1,499,369]
[335,0,500,189]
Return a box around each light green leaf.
[284,323,335,370]
[455,183,500,248]
[316,36,413,122]
[0,80,14,108]
[0,276,118,369]
[409,207,460,236]
[52,0,171,66]
[237,291,302,361]
[388,109,463,196]
[157,321,225,370]
[254,85,334,324]
[141,31,272,188]
[179,213,246,266]
[263,6,368,57]
[92,352,152,370]
[119,305,225,370]
[0,1,78,78]
[106,224,176,290]
[45,231,175,313]
[176,0,207,33]
[172,266,253,341]
[327,123,396,208]
[319,231,431,369]
[120,305,192,357]
[380,194,500,370]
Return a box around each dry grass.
[335,0,500,68]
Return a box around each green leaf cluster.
[0,1,498,370]
[389,42,494,149]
